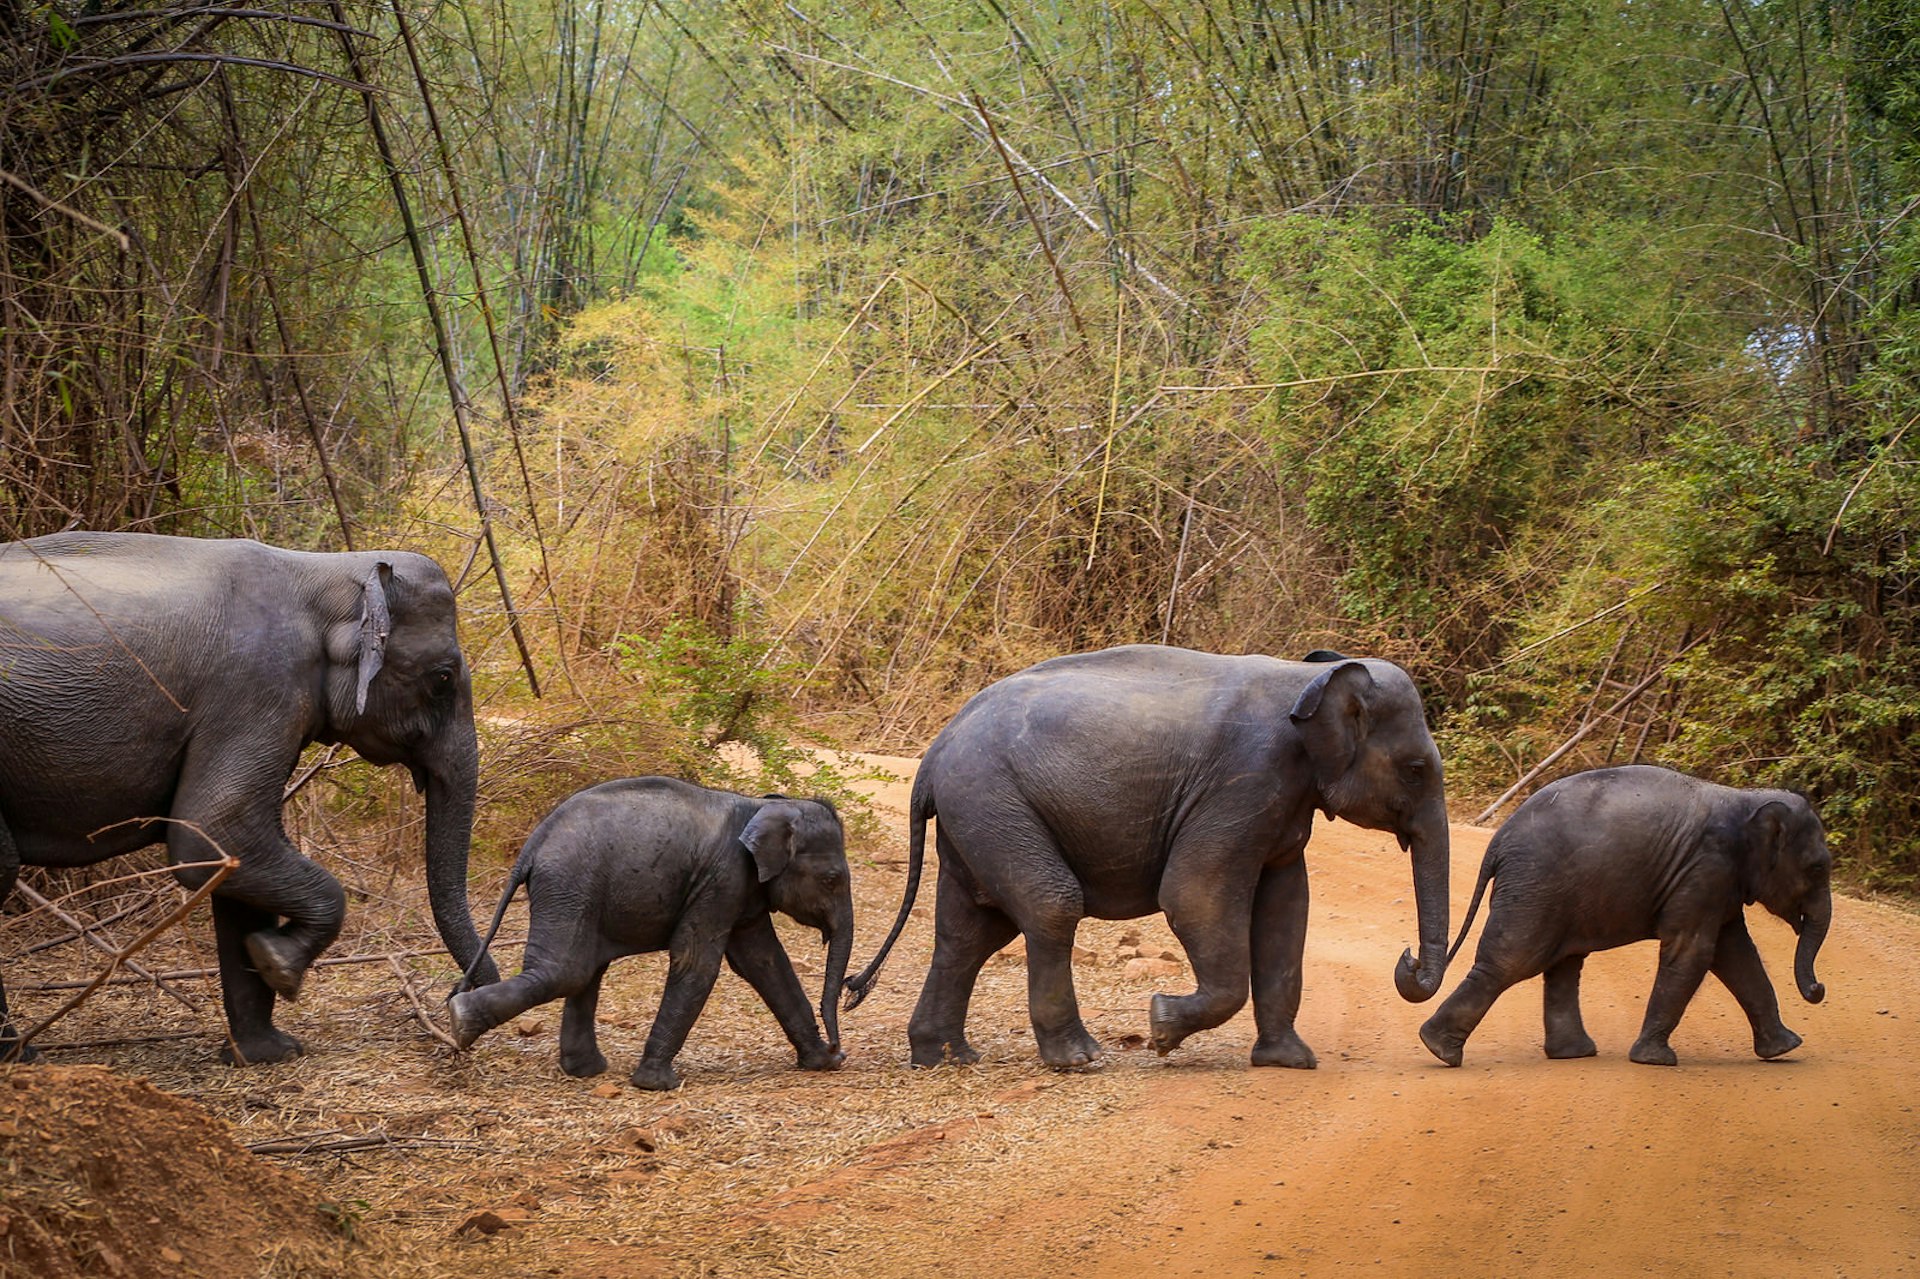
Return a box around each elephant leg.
[1150,843,1254,1059]
[449,949,596,1056]
[1630,929,1716,1066]
[209,897,303,1066]
[726,913,841,1071]
[1709,917,1801,1060]
[170,750,347,1003]
[0,821,34,1064]
[632,927,728,1091]
[908,847,1019,1068]
[1419,905,1550,1067]
[1248,856,1315,1069]
[557,964,611,1078]
[1541,954,1597,1059]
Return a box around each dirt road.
[11,753,1918,1277]
[839,755,1920,1278]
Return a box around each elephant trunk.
[820,895,854,1051]
[1794,890,1830,1005]
[1393,806,1451,1003]
[424,713,496,986]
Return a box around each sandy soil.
[6,752,1918,1277]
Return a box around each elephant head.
[1289,659,1451,1002]
[742,797,854,1050]
[322,556,495,985]
[1742,794,1832,1004]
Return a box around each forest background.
[2,0,1915,887]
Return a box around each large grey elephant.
[844,644,1452,1070]
[0,532,496,1065]
[448,779,852,1091]
[1419,765,1832,1067]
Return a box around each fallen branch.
[246,1131,479,1157]
[35,1030,213,1051]
[6,854,238,1059]
[1470,636,1708,825]
[11,882,208,1013]
[387,955,458,1049]
[10,939,527,992]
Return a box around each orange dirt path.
[848,754,1920,1278]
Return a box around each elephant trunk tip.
[1394,947,1444,1003]
[1799,978,1826,1005]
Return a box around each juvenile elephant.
[1419,765,1832,1068]
[844,644,1452,1070]
[448,779,852,1091]
[0,533,494,1066]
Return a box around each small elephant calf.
[449,778,854,1090]
[1420,765,1832,1068]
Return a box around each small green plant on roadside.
[611,616,886,839]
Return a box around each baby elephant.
[1420,765,1831,1068]
[449,778,853,1090]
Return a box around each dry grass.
[0,758,1229,1278]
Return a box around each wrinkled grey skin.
[1420,765,1832,1068]
[448,779,853,1092]
[0,532,493,1066]
[845,645,1451,1071]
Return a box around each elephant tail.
[453,845,534,994]
[1444,847,1498,967]
[840,766,932,1011]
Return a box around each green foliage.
[610,616,880,826]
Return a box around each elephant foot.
[910,1036,981,1067]
[1628,1038,1678,1067]
[244,932,309,1002]
[220,1028,304,1066]
[560,1047,609,1078]
[1251,1031,1318,1070]
[0,1036,40,1065]
[1754,1025,1802,1061]
[797,1043,846,1072]
[1418,1017,1466,1068]
[630,1059,682,1092]
[1148,993,1188,1057]
[446,992,489,1051]
[1036,1025,1103,1071]
[1545,1032,1598,1060]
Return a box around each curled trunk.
[1393,809,1451,1002]
[423,715,495,985]
[820,896,853,1050]
[1795,891,1830,1004]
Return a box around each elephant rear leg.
[1419,916,1550,1067]
[908,853,1019,1068]
[449,962,594,1052]
[1542,954,1597,1059]
[558,964,611,1078]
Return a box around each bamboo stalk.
[325,0,542,698]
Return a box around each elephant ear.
[1746,799,1792,876]
[354,561,394,715]
[1289,660,1375,794]
[741,802,799,883]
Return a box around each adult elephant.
[0,532,497,1065]
[843,645,1452,1070]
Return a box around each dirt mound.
[0,1064,374,1279]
